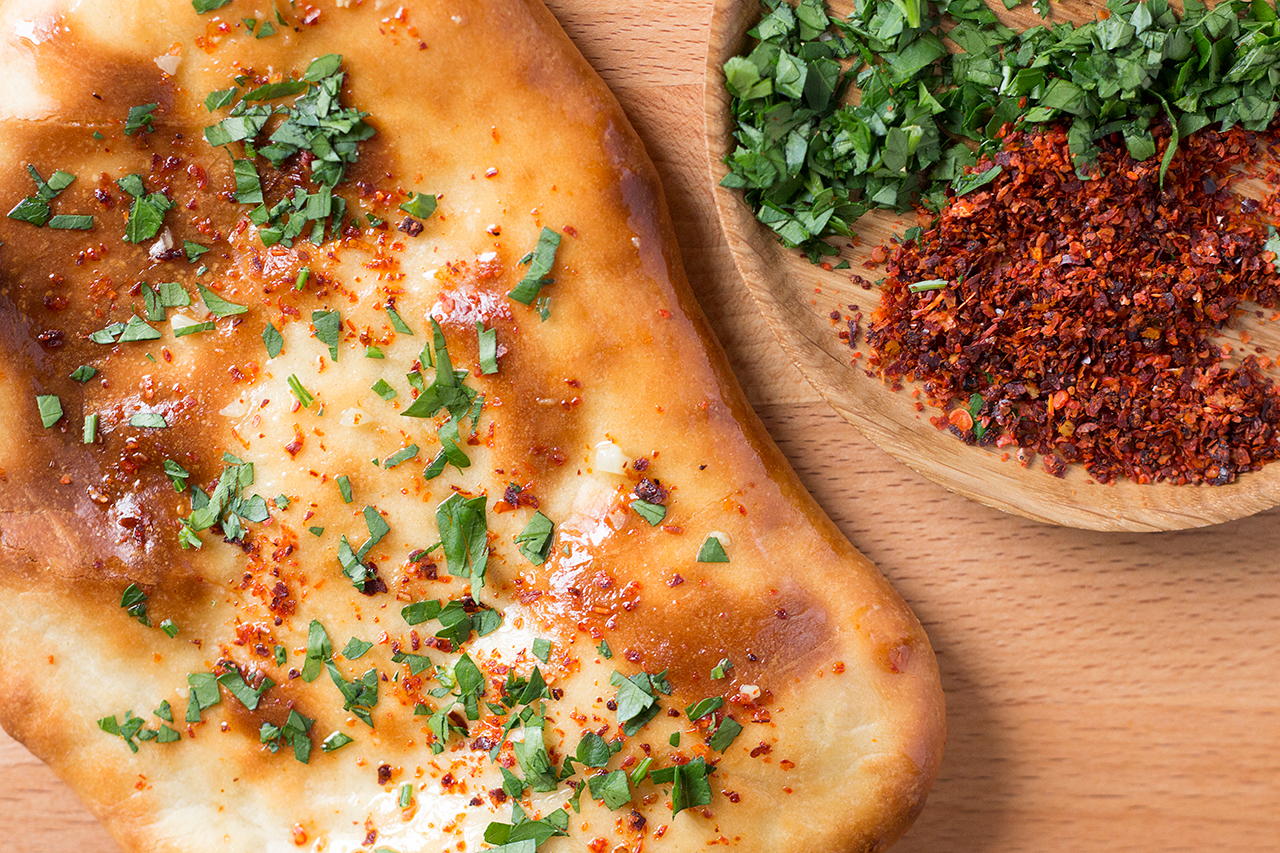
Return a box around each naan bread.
[0,1,944,851]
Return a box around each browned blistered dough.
[0,1,944,851]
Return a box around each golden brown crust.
[0,1,944,851]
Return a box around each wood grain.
[4,1,1279,852]
[707,0,1280,531]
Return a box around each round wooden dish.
[705,0,1280,531]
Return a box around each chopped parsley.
[124,103,158,136]
[711,658,733,679]
[7,166,90,229]
[192,0,232,12]
[36,394,62,428]
[341,637,374,660]
[514,511,554,565]
[630,499,666,526]
[287,374,315,407]
[262,324,284,358]
[385,302,414,335]
[129,412,169,429]
[477,322,499,374]
[117,174,173,245]
[697,535,729,562]
[259,710,314,763]
[686,696,724,721]
[708,717,744,752]
[198,284,247,317]
[312,308,342,359]
[178,453,268,549]
[382,444,419,468]
[532,637,552,664]
[436,492,489,596]
[650,757,713,816]
[399,192,438,220]
[321,731,354,752]
[508,227,561,305]
[302,619,332,683]
[217,669,274,711]
[120,583,151,627]
[371,378,398,400]
[185,672,221,723]
[336,474,354,503]
[203,54,375,247]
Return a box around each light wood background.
[3,1,1277,851]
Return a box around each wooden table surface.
[3,2,1278,851]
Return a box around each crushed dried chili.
[867,123,1280,485]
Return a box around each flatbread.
[0,1,945,851]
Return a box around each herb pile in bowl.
[722,0,1280,262]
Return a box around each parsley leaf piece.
[651,758,713,816]
[125,103,158,135]
[193,0,232,12]
[232,159,264,205]
[322,731,354,752]
[532,637,552,664]
[69,361,97,381]
[609,670,659,733]
[371,378,398,400]
[686,696,724,721]
[173,319,215,338]
[129,412,169,429]
[341,637,374,660]
[597,639,613,659]
[365,345,385,359]
[385,302,414,335]
[242,80,309,101]
[120,583,151,626]
[575,731,617,768]
[358,505,390,558]
[303,54,344,82]
[262,324,284,358]
[631,499,666,526]
[697,535,729,563]
[383,444,418,468]
[160,619,179,638]
[477,322,499,374]
[711,658,733,679]
[514,511,554,565]
[119,314,162,342]
[589,770,633,810]
[7,196,51,227]
[48,214,94,230]
[117,174,173,244]
[217,669,274,710]
[83,413,98,444]
[401,599,443,626]
[312,309,342,359]
[163,460,190,491]
[198,284,248,316]
[185,672,221,723]
[399,192,437,220]
[36,394,63,428]
[326,662,379,728]
[513,720,559,792]
[287,374,315,407]
[508,228,561,305]
[302,619,332,683]
[436,492,489,596]
[708,717,744,752]
[336,475,353,504]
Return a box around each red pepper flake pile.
[867,123,1280,485]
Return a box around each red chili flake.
[868,123,1280,485]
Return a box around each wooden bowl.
[704,0,1280,531]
